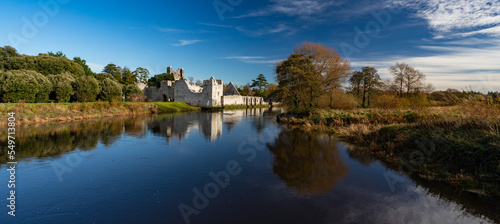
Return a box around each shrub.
[123,84,142,96]
[32,73,52,103]
[95,72,115,81]
[318,90,359,110]
[0,54,85,76]
[99,78,122,102]
[372,94,399,109]
[48,72,76,102]
[0,70,40,103]
[73,76,100,102]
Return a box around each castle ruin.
[139,66,265,107]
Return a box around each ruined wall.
[167,66,185,80]
[173,78,223,107]
[144,81,175,102]
[222,96,265,106]
[223,82,240,96]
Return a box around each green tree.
[47,51,67,58]
[359,66,381,107]
[0,70,41,103]
[0,46,20,57]
[99,78,122,102]
[120,67,137,85]
[102,63,122,83]
[123,84,143,99]
[134,67,149,83]
[73,57,95,77]
[32,72,53,103]
[348,71,363,98]
[72,76,100,102]
[147,73,175,87]
[48,72,76,103]
[275,53,321,112]
[0,55,85,76]
[251,74,269,91]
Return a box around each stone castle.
[139,66,265,107]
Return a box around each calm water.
[0,108,498,224]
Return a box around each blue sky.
[2,0,499,91]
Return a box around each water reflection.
[268,128,347,195]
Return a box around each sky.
[1,0,499,91]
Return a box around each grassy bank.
[0,102,200,126]
[277,105,500,197]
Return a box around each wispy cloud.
[172,40,203,47]
[393,0,500,38]
[197,22,233,28]
[233,0,343,20]
[224,56,283,64]
[351,39,500,91]
[154,27,186,32]
[236,23,292,36]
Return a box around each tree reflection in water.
[268,128,348,195]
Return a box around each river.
[0,108,497,224]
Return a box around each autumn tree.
[276,42,351,112]
[389,62,426,98]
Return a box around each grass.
[0,102,201,126]
[277,103,500,197]
[152,102,201,113]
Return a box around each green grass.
[152,102,201,113]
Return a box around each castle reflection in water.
[149,107,284,143]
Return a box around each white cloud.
[351,39,500,92]
[393,0,500,38]
[224,56,282,64]
[197,22,233,28]
[171,40,203,47]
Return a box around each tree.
[0,70,41,103]
[389,62,425,98]
[348,71,363,98]
[120,67,137,85]
[102,63,122,83]
[294,42,351,91]
[147,73,175,87]
[242,83,252,96]
[48,72,76,103]
[250,74,269,91]
[47,51,67,58]
[275,53,321,112]
[134,67,149,83]
[73,76,100,102]
[98,78,122,102]
[73,57,95,77]
[123,84,143,99]
[359,66,381,107]
[195,79,203,86]
[188,77,194,85]
[0,55,85,76]
[0,46,20,57]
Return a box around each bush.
[95,72,115,81]
[318,90,359,110]
[99,78,122,102]
[0,70,40,103]
[48,72,76,102]
[32,72,52,103]
[123,84,142,97]
[0,54,85,76]
[73,76,100,102]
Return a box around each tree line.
[274,42,499,113]
[0,47,147,103]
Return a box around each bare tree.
[389,62,425,97]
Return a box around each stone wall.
[173,78,223,107]
[222,96,264,106]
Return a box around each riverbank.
[277,105,500,197]
[0,102,200,126]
